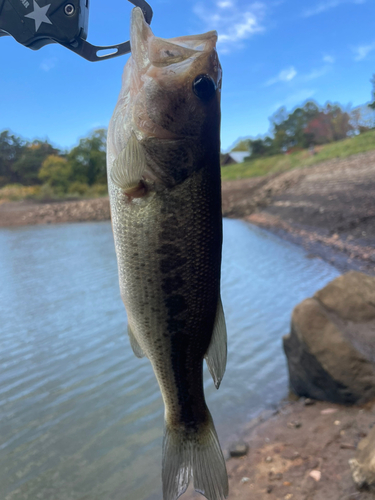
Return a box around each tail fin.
[162,415,228,500]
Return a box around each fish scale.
[112,168,220,417]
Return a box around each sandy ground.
[215,399,375,500]
[183,398,375,500]
[0,197,110,227]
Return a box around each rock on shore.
[350,424,375,490]
[283,271,375,404]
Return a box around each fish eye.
[192,74,216,101]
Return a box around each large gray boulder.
[283,271,375,404]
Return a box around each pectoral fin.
[127,323,146,358]
[110,133,147,195]
[205,298,227,389]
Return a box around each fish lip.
[134,123,197,142]
[138,128,183,141]
[141,131,199,142]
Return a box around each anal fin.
[205,298,227,389]
[128,323,146,358]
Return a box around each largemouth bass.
[107,8,227,500]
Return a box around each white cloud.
[302,0,366,17]
[323,54,335,63]
[272,89,317,111]
[193,1,266,52]
[352,41,375,61]
[303,0,340,17]
[40,57,57,72]
[266,66,297,86]
[302,65,330,81]
[266,63,330,87]
[217,0,233,7]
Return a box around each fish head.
[107,8,222,190]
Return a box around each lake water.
[0,219,340,500]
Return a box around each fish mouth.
[131,7,218,67]
[107,8,221,181]
[128,8,221,141]
[130,7,220,81]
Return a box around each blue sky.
[1,0,375,151]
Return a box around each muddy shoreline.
[222,149,375,276]
[0,197,111,227]
[212,398,375,500]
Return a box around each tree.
[369,74,375,111]
[68,128,107,185]
[249,137,275,158]
[12,140,59,185]
[327,104,352,141]
[39,155,72,192]
[269,101,320,151]
[304,112,333,144]
[231,139,251,152]
[304,104,352,145]
[0,130,26,186]
[269,106,288,129]
[350,106,373,133]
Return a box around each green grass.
[0,183,108,203]
[221,129,375,181]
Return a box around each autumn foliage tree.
[304,104,352,145]
[271,101,320,150]
[241,101,354,160]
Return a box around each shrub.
[68,181,89,195]
[86,183,108,197]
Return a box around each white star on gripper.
[25,0,52,32]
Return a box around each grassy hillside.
[221,129,375,181]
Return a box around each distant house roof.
[228,151,249,163]
[221,151,249,166]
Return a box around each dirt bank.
[185,399,375,500]
[225,398,375,500]
[222,150,375,275]
[0,197,110,227]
